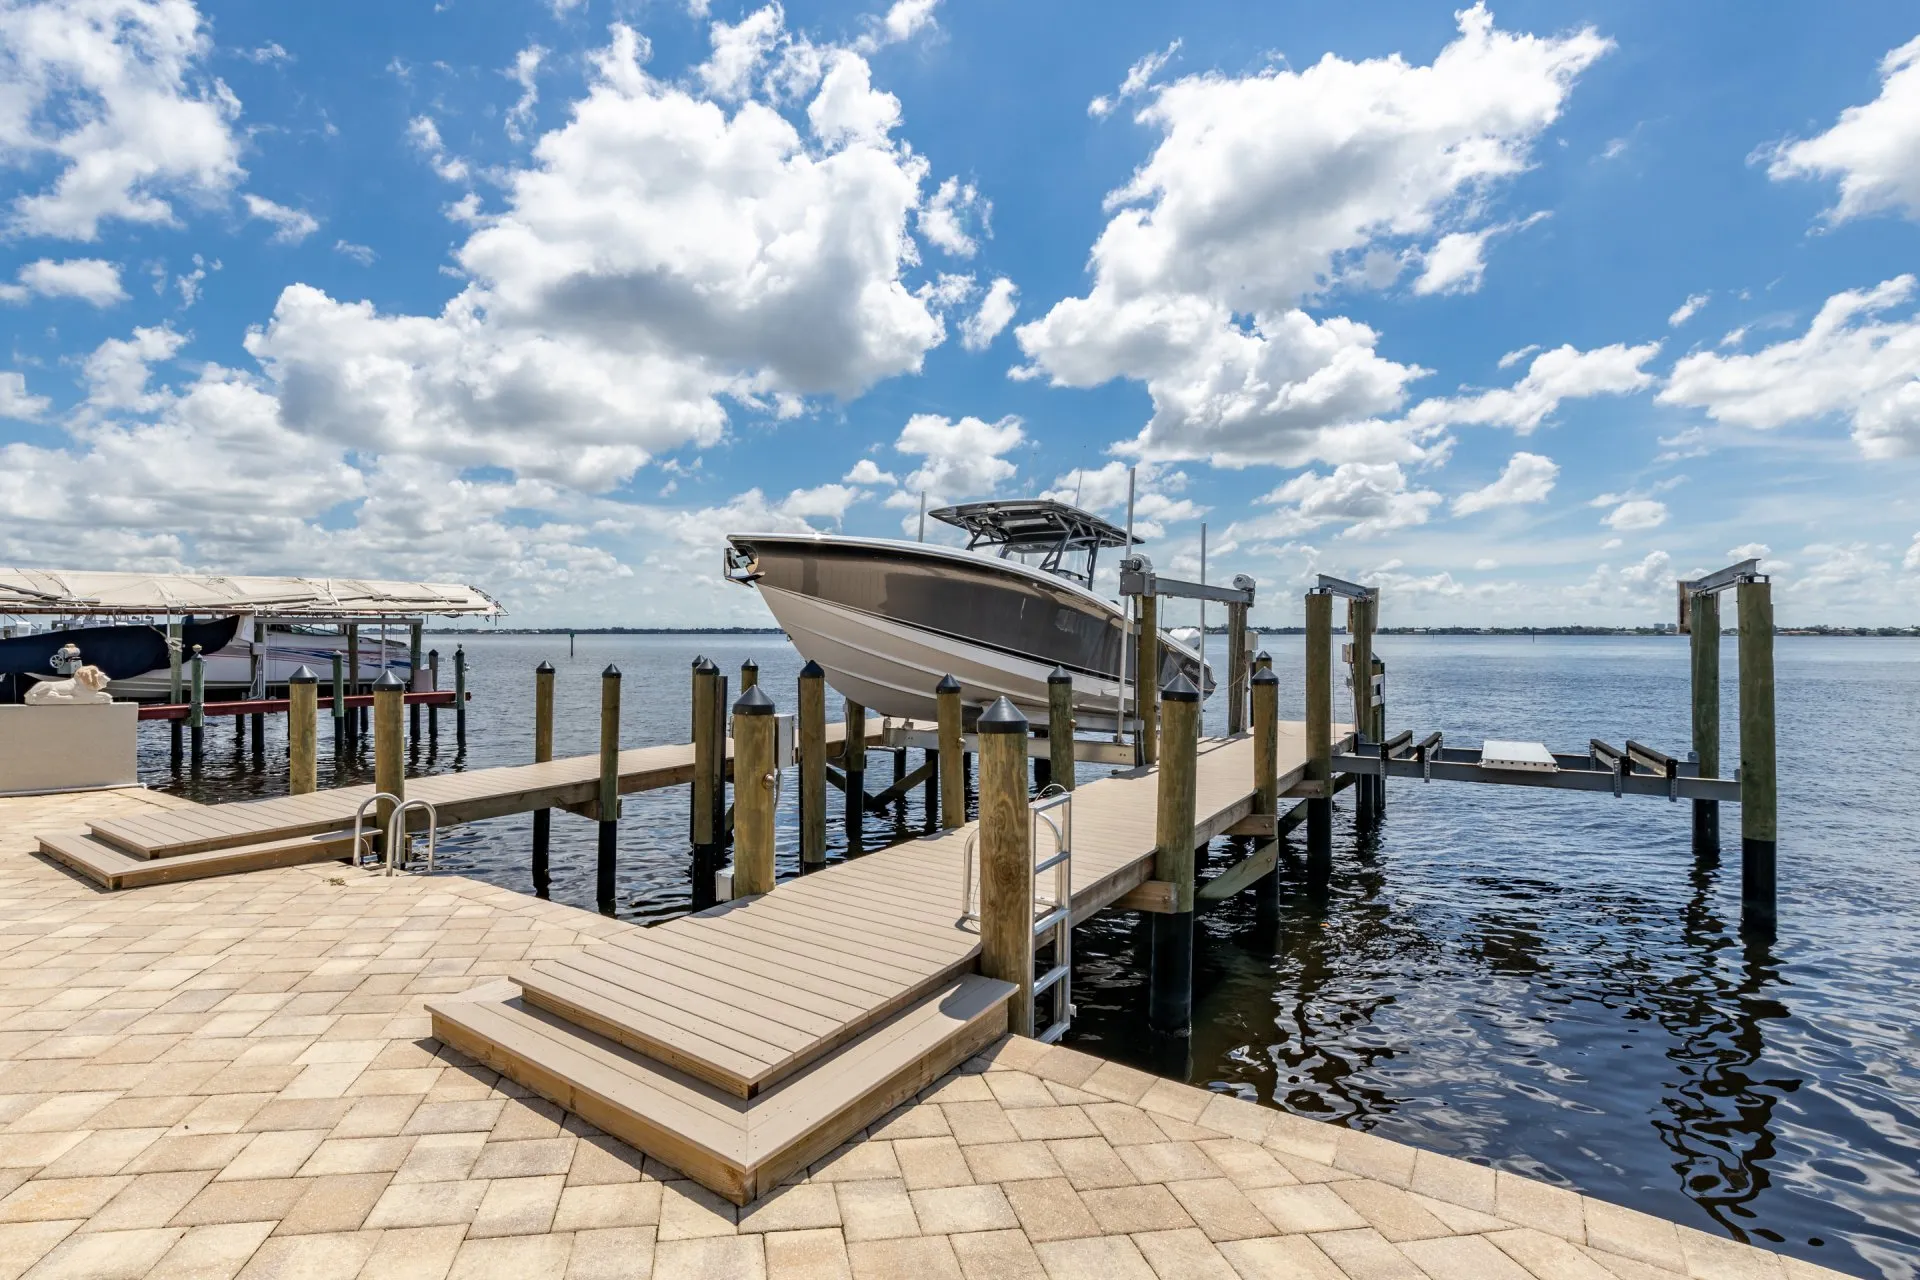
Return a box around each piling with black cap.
[189,645,205,773]
[1348,595,1376,824]
[690,658,719,907]
[596,663,621,911]
[936,674,964,830]
[1046,665,1075,792]
[454,645,468,749]
[1149,672,1201,1034]
[977,696,1035,1034]
[1137,595,1160,765]
[409,623,424,742]
[532,661,555,898]
[373,670,405,858]
[346,625,361,743]
[1227,600,1249,735]
[1305,591,1333,881]
[844,698,867,853]
[1690,590,1720,862]
[428,649,441,741]
[330,652,346,761]
[740,657,759,692]
[167,619,184,772]
[732,683,778,896]
[1251,664,1281,908]
[799,660,827,868]
[1738,579,1777,935]
[288,666,318,795]
[1255,649,1272,676]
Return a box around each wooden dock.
[40,722,877,889]
[427,726,1317,1204]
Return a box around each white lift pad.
[1481,740,1558,772]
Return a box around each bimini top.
[0,569,502,618]
[927,499,1134,586]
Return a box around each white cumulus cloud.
[1451,451,1558,514]
[960,277,1017,351]
[1658,275,1920,457]
[0,0,245,240]
[1241,463,1443,540]
[0,258,127,306]
[890,412,1023,505]
[843,458,897,485]
[1766,35,1920,223]
[0,372,50,420]
[1016,5,1610,468]
[244,194,319,244]
[1407,341,1659,434]
[1668,292,1708,327]
[918,176,988,257]
[1602,498,1666,531]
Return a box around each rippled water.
[140,632,1920,1278]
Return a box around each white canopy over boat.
[0,570,501,618]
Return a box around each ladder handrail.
[385,798,439,876]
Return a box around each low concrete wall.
[0,703,139,796]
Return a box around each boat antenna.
[917,491,927,543]
[1074,468,1083,506]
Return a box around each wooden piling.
[597,664,621,910]
[409,622,423,741]
[976,697,1034,1035]
[1046,665,1075,792]
[691,659,721,908]
[288,667,318,795]
[167,620,184,772]
[331,652,346,763]
[1738,579,1776,932]
[373,671,405,859]
[1349,595,1376,822]
[844,699,866,851]
[1255,649,1272,676]
[1371,654,1387,814]
[1226,600,1249,735]
[1149,672,1200,1034]
[740,658,758,692]
[1251,664,1280,906]
[1690,589,1720,860]
[732,684,778,897]
[251,708,265,768]
[454,646,468,749]
[346,624,360,743]
[799,661,827,868]
[189,645,205,773]
[428,649,440,741]
[1305,591,1333,877]
[533,661,555,898]
[936,675,964,830]
[1137,595,1160,765]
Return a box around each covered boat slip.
[427,721,1323,1203]
[0,569,500,616]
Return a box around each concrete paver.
[0,789,1855,1280]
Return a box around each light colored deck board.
[537,954,816,1053]
[590,933,875,1020]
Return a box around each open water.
[138,632,1920,1278]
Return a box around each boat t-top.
[724,499,1211,731]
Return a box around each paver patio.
[0,788,1851,1279]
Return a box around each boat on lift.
[723,499,1211,731]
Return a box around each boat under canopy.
[725,499,1212,731]
[0,570,500,618]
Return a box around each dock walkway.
[426,727,1314,1203]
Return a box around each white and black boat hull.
[727,533,1209,731]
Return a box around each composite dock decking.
[42,722,878,887]
[428,726,1318,1203]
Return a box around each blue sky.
[2,0,1917,628]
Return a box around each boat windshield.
[927,500,1134,587]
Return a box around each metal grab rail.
[957,786,1076,1043]
[385,798,439,876]
[350,793,402,866]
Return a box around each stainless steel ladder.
[960,787,1075,1042]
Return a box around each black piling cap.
[696,657,719,674]
[1251,665,1279,686]
[289,666,317,684]
[1162,672,1201,702]
[536,660,554,674]
[978,696,1029,734]
[935,673,962,694]
[800,659,824,679]
[734,684,776,716]
[602,663,621,680]
[1255,650,1272,664]
[373,670,405,690]
[742,658,759,670]
[1047,664,1072,685]
[691,655,704,668]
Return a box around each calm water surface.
[141,633,1920,1279]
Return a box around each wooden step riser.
[40,834,359,891]
[429,982,1012,1207]
[515,953,976,1100]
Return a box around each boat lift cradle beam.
[1332,738,1742,803]
[1117,555,1256,607]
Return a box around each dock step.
[88,810,358,859]
[428,973,1011,1204]
[39,829,359,890]
[514,935,975,1100]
